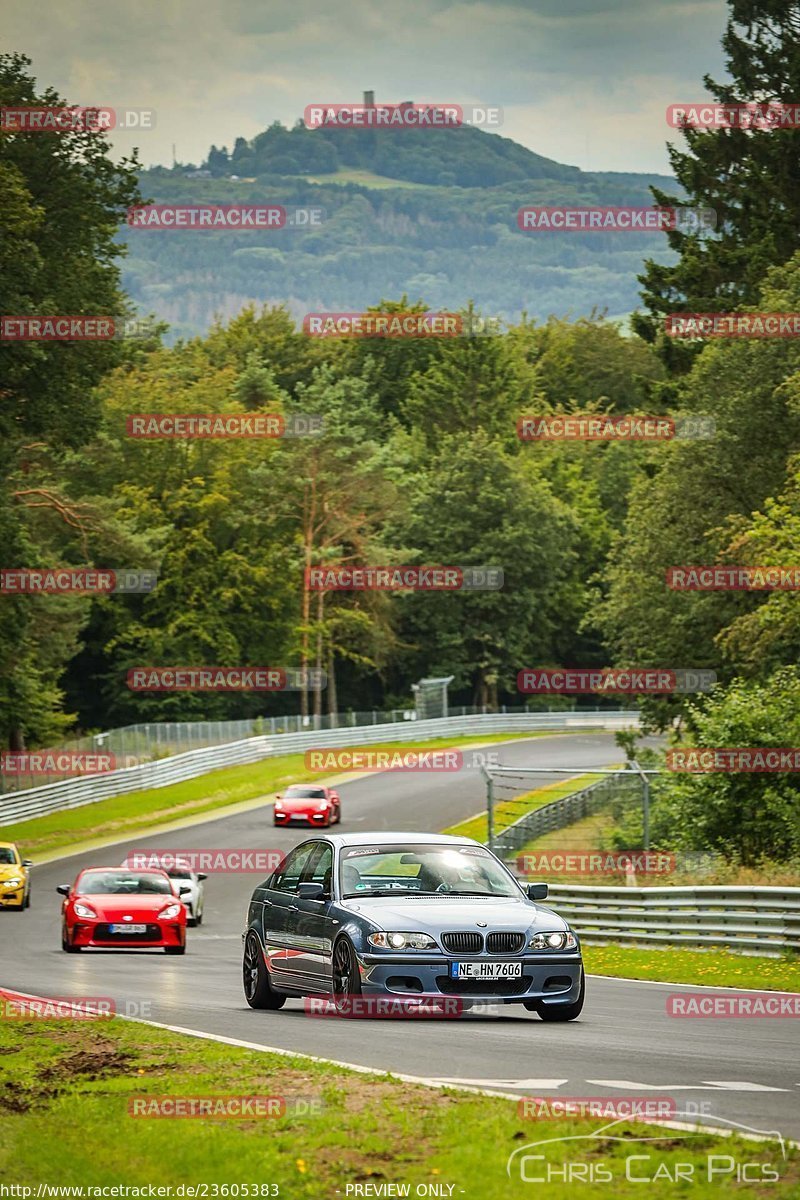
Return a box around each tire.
[24,887,31,909]
[187,916,197,927]
[195,910,203,927]
[530,970,585,1022]
[164,944,186,955]
[62,924,81,952]
[243,931,285,1009]
[332,937,362,1016]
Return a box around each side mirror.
[197,873,208,882]
[178,884,192,895]
[527,883,548,901]
[297,882,325,901]
[22,859,33,867]
[56,884,71,896]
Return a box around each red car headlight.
[73,902,98,919]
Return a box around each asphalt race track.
[1,733,797,1141]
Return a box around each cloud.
[4,0,729,172]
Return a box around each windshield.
[0,848,19,865]
[166,868,191,879]
[339,844,519,898]
[77,870,173,895]
[285,787,326,798]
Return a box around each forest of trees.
[2,0,800,865]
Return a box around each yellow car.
[0,842,32,911]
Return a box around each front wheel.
[62,924,81,952]
[164,944,186,956]
[24,888,31,909]
[528,970,585,1022]
[243,931,285,1009]
[332,937,362,1016]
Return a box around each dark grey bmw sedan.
[242,831,584,1020]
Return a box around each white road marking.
[588,1078,789,1092]
[430,1078,568,1089]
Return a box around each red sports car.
[273,784,341,827]
[58,867,187,954]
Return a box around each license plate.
[450,961,523,980]
[109,924,147,934]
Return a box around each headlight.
[158,903,183,920]
[73,902,98,919]
[367,931,437,950]
[530,931,577,950]
[3,878,21,889]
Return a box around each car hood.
[339,894,568,934]
[0,864,24,881]
[74,893,180,918]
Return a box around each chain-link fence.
[0,702,631,793]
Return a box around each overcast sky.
[5,0,729,174]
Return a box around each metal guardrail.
[0,711,640,826]
[492,773,641,858]
[544,884,800,957]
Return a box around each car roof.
[0,841,18,849]
[316,831,482,847]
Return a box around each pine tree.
[635,1,800,369]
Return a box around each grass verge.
[443,771,607,843]
[583,944,800,992]
[0,1015,796,1196]
[4,732,554,861]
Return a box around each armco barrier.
[493,772,641,858]
[545,884,800,957]
[0,711,639,826]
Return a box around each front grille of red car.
[93,923,163,942]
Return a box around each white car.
[165,865,206,926]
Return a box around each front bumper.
[0,887,24,907]
[67,921,185,949]
[358,952,583,1005]
[274,811,330,825]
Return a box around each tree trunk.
[313,589,324,723]
[327,649,338,727]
